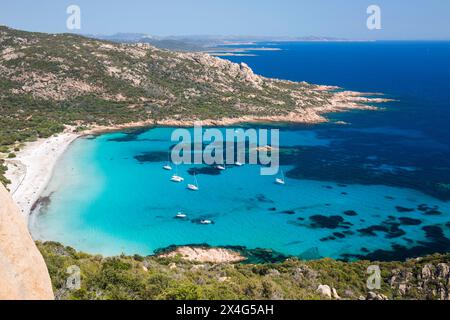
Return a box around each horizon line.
[2,25,450,42]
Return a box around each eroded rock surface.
[0,183,53,300]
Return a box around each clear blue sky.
[1,0,449,39]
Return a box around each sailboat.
[175,212,187,219]
[171,165,184,183]
[216,164,226,171]
[163,152,172,171]
[275,170,286,185]
[187,173,199,191]
[235,150,244,167]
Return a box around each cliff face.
[0,183,53,300]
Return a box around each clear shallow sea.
[32,42,450,261]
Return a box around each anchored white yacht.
[176,212,187,219]
[163,151,173,171]
[275,170,286,185]
[187,173,199,191]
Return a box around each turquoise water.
[32,127,450,260]
[32,42,450,260]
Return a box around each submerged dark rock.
[342,225,450,262]
[134,151,167,163]
[395,206,415,213]
[358,221,406,239]
[281,131,450,201]
[333,232,346,239]
[422,225,445,239]
[424,209,443,216]
[188,167,222,176]
[403,237,414,244]
[343,210,358,217]
[358,225,389,237]
[108,128,149,142]
[398,217,422,226]
[309,215,346,229]
[417,204,442,215]
[255,194,274,204]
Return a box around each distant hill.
[88,33,350,51]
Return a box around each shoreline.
[4,90,390,223]
[5,131,80,222]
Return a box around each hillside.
[0,26,383,184]
[38,241,450,300]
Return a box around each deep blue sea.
[32,42,450,261]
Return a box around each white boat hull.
[187,184,199,191]
[171,175,184,182]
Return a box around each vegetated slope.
[38,242,450,300]
[0,26,368,146]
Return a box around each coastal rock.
[267,269,281,277]
[160,246,246,264]
[0,183,53,300]
[292,265,318,282]
[366,292,389,300]
[316,285,332,299]
[332,288,341,300]
[422,264,434,279]
[390,263,450,299]
[437,263,449,279]
[169,262,177,270]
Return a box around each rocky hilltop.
[0,26,383,148]
[0,183,53,300]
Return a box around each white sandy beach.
[5,132,80,222]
